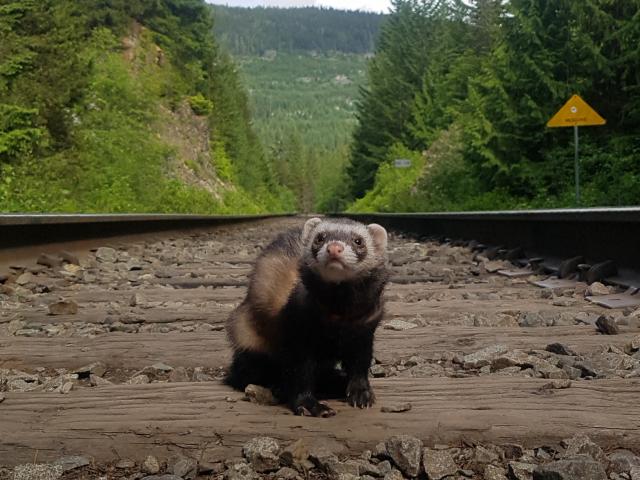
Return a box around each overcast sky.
[206,0,391,13]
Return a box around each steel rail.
[0,213,293,250]
[344,207,640,287]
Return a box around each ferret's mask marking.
[302,217,388,283]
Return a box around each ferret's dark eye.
[354,237,363,246]
[315,233,325,243]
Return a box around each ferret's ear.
[302,217,322,242]
[367,223,387,254]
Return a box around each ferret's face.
[302,218,387,283]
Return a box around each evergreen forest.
[213,5,384,55]
[347,0,640,212]
[213,5,383,212]
[2,0,639,214]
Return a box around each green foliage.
[236,51,370,212]
[212,5,385,213]
[348,0,448,197]
[349,144,425,212]
[0,0,294,213]
[213,5,384,55]
[348,0,640,211]
[211,140,235,182]
[188,93,213,115]
[0,104,44,162]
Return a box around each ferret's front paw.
[346,378,375,408]
[291,394,336,418]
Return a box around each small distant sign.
[547,94,606,127]
[394,158,412,168]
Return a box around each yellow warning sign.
[547,94,606,127]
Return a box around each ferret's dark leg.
[281,355,336,417]
[342,329,376,408]
[225,350,277,391]
[315,361,348,399]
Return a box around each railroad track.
[1,212,640,478]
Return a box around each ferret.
[225,217,389,417]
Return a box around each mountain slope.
[212,5,384,212]
[0,0,294,213]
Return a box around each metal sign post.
[574,125,579,204]
[547,94,605,206]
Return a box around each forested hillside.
[348,0,640,212]
[213,5,382,212]
[0,0,294,213]
[213,6,384,55]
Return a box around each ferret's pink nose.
[327,242,344,257]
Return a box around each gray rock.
[59,251,80,265]
[309,447,340,473]
[562,365,582,380]
[608,449,640,474]
[422,449,458,479]
[280,439,309,467]
[541,379,572,390]
[130,293,144,306]
[96,247,117,263]
[168,366,190,382]
[0,393,5,404]
[562,434,606,464]
[587,282,610,296]
[595,316,619,335]
[150,362,173,372]
[508,461,536,480]
[90,374,113,387]
[385,435,423,477]
[484,465,508,480]
[74,362,107,378]
[631,466,640,480]
[14,329,41,337]
[12,464,64,480]
[116,459,136,469]
[142,455,160,474]
[128,374,150,384]
[274,467,300,479]
[59,381,73,394]
[574,312,599,325]
[52,455,91,472]
[16,272,34,285]
[462,344,508,369]
[324,460,360,479]
[48,300,78,315]
[518,312,551,327]
[110,321,138,333]
[243,436,281,472]
[141,476,183,480]
[373,442,389,459]
[475,445,501,464]
[573,360,598,378]
[371,365,387,377]
[383,470,404,480]
[244,384,278,405]
[384,319,417,331]
[170,454,198,479]
[546,343,576,356]
[381,403,412,413]
[533,455,607,480]
[349,459,383,477]
[377,460,392,475]
[503,444,525,460]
